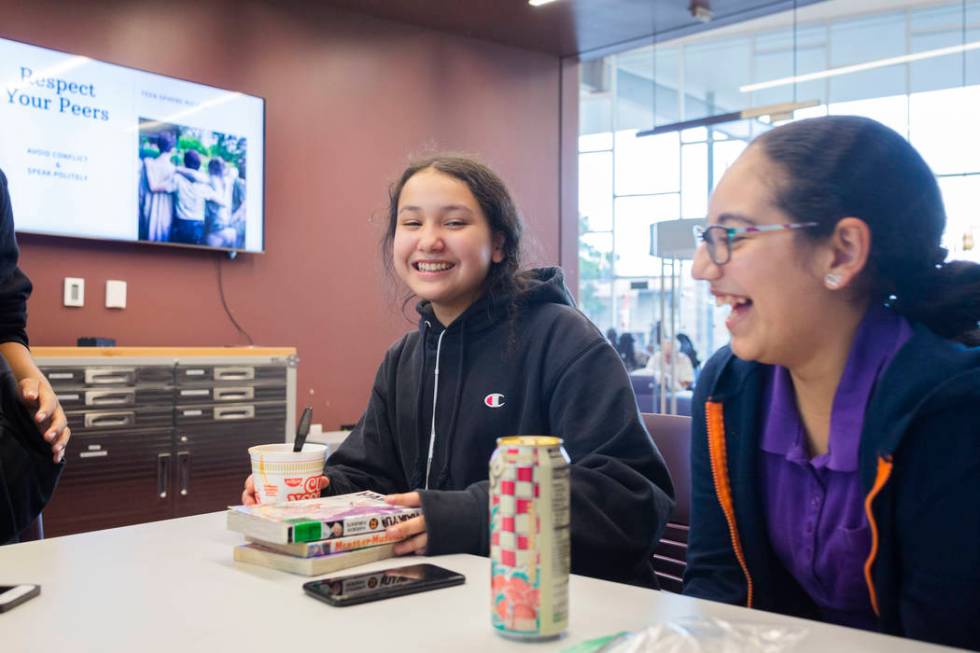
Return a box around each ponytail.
[887,260,980,346]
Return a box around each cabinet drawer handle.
[213,386,254,401]
[84,411,135,428]
[58,393,80,401]
[179,389,210,397]
[213,405,255,420]
[48,372,76,380]
[85,390,136,406]
[79,450,108,459]
[84,368,136,385]
[157,453,171,499]
[183,368,207,377]
[178,451,190,497]
[214,366,254,381]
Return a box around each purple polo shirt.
[760,306,912,630]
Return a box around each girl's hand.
[241,474,329,505]
[385,492,427,555]
[19,376,69,464]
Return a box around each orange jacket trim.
[705,400,754,608]
[863,454,893,617]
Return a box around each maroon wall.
[0,0,562,430]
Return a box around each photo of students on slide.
[137,118,247,249]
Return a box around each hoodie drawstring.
[424,328,447,489]
[414,321,431,488]
[435,321,467,488]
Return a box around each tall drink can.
[489,435,570,640]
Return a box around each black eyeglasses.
[693,222,819,265]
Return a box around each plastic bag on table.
[562,617,809,653]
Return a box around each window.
[578,0,980,396]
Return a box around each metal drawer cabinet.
[35,348,296,537]
[42,428,175,537]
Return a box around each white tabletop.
[0,513,959,652]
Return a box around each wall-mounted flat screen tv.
[1,36,265,254]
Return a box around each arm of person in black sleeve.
[682,354,749,604]
[0,169,69,462]
[893,388,980,649]
[322,354,408,497]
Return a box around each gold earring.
[825,272,842,289]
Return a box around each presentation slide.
[0,37,265,253]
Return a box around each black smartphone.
[0,584,40,612]
[303,563,465,607]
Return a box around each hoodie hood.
[414,266,575,334]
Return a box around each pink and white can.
[489,435,570,640]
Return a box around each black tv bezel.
[1,33,267,256]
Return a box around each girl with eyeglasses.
[683,116,980,649]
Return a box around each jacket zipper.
[863,454,893,617]
[705,400,754,608]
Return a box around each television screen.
[0,36,265,253]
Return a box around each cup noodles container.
[249,443,327,504]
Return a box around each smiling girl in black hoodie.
[244,155,673,586]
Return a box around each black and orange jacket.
[683,323,980,650]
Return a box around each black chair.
[642,412,691,593]
[630,375,693,416]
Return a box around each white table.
[0,513,960,652]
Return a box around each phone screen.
[303,563,465,606]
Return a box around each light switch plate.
[105,280,127,309]
[64,277,84,307]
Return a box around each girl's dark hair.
[755,115,980,345]
[381,154,527,310]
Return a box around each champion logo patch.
[484,393,506,408]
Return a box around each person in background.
[243,155,674,586]
[683,115,980,649]
[204,157,239,249]
[140,131,177,242]
[172,150,223,245]
[0,168,69,544]
[617,332,640,371]
[641,337,695,392]
[675,332,701,376]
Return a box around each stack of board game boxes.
[227,491,421,576]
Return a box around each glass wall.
[579,0,980,392]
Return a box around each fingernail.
[35,412,46,422]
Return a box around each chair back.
[642,412,691,593]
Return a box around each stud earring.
[825,272,842,289]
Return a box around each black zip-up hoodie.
[324,267,675,586]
